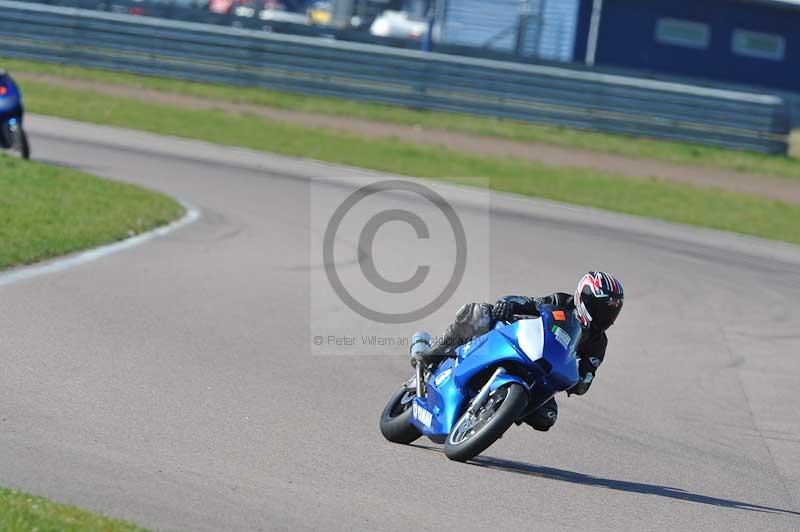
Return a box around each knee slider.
[526,404,558,432]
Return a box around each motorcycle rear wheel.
[379,385,422,444]
[17,127,30,159]
[444,382,527,462]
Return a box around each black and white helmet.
[574,271,624,331]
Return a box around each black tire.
[18,128,29,160]
[0,121,11,150]
[3,122,29,159]
[444,383,528,462]
[379,386,422,444]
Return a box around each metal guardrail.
[0,0,791,153]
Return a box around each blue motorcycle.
[0,69,30,159]
[380,305,581,462]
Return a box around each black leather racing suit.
[427,293,608,431]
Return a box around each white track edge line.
[0,200,200,288]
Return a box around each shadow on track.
[410,444,799,517]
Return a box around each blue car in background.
[0,69,30,159]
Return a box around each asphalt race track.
[1,115,798,532]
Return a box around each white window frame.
[732,29,786,61]
[655,18,710,49]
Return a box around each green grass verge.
[4,57,799,179]
[0,487,147,531]
[0,154,183,270]
[17,80,800,245]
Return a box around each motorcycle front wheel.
[444,382,527,462]
[2,121,29,159]
[379,385,421,445]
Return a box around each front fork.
[409,366,518,412]
[467,367,507,414]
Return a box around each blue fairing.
[0,72,23,117]
[489,373,529,394]
[411,305,581,440]
[537,309,582,390]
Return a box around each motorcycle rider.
[0,68,29,158]
[412,271,624,431]
[0,69,22,123]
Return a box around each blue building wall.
[439,0,581,61]
[573,0,594,64]
[581,0,799,92]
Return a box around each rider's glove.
[492,300,520,322]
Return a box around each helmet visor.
[585,296,623,331]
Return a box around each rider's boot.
[411,324,464,368]
[411,302,495,369]
[412,339,450,368]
